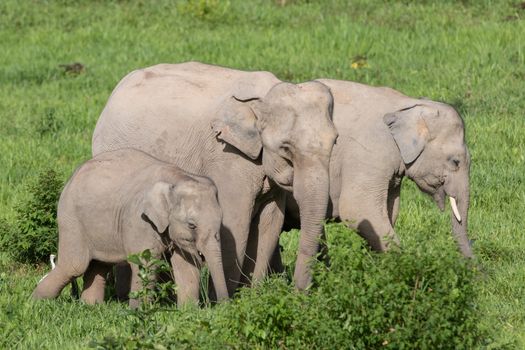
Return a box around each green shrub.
[218,277,307,349]
[0,168,63,264]
[302,224,483,349]
[92,223,484,349]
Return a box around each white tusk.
[449,197,462,223]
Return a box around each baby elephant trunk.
[201,239,229,301]
[445,169,473,258]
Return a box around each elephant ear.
[383,105,432,164]
[211,96,264,160]
[142,182,172,234]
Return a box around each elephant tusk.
[449,197,461,223]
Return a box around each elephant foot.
[32,266,75,300]
[80,261,111,305]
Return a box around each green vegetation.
[1,168,62,264]
[89,228,482,349]
[0,0,523,348]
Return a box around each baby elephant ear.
[383,105,431,164]
[211,97,263,160]
[142,182,172,234]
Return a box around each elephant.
[32,148,228,307]
[281,79,473,259]
[92,62,338,293]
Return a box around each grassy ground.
[0,0,524,348]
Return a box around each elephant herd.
[32,62,472,306]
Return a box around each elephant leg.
[248,195,285,283]
[33,219,91,300]
[33,237,90,300]
[128,263,143,309]
[32,263,81,300]
[171,248,200,306]
[114,263,132,301]
[268,244,284,275]
[339,186,399,252]
[80,261,111,305]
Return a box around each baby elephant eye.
[447,156,460,168]
[188,222,197,230]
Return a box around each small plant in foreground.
[91,249,176,349]
[126,249,176,308]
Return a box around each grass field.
[1,0,524,348]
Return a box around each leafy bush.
[92,223,484,349]
[302,224,482,349]
[0,168,63,264]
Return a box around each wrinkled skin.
[92,62,337,293]
[281,79,473,261]
[32,149,228,307]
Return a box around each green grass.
[1,0,524,348]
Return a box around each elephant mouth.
[189,249,203,266]
[432,186,461,222]
[175,242,203,266]
[277,183,293,191]
[270,169,294,191]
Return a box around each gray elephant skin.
[283,79,472,258]
[32,148,228,307]
[92,62,338,292]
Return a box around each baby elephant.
[32,148,228,307]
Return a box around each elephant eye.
[188,222,197,230]
[280,143,293,160]
[447,156,460,169]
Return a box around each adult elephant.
[282,79,473,258]
[92,62,338,294]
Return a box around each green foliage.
[126,249,176,307]
[0,168,63,264]
[219,277,306,349]
[304,224,482,349]
[92,249,177,350]
[91,224,485,349]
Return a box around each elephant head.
[211,81,338,289]
[142,179,229,300]
[384,103,473,257]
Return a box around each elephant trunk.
[202,239,229,302]
[445,168,473,258]
[292,160,330,290]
